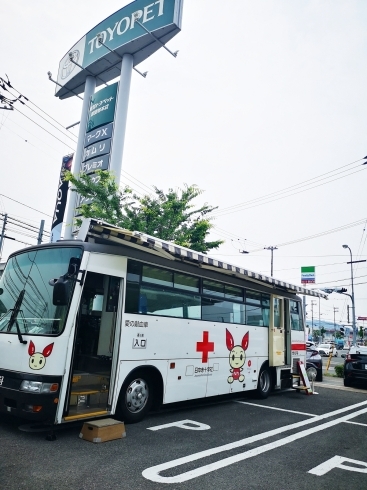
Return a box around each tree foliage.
[64,170,224,253]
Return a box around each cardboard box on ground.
[79,418,126,443]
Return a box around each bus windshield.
[0,246,82,336]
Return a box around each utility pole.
[0,213,8,261]
[311,300,317,338]
[0,214,7,257]
[342,244,366,345]
[264,246,278,276]
[37,220,45,245]
[333,307,339,340]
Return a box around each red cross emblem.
[196,331,214,363]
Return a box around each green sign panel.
[301,266,316,284]
[86,82,118,132]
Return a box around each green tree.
[65,170,224,253]
[320,326,326,339]
[359,326,364,339]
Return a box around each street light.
[342,244,357,346]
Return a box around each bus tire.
[256,366,272,399]
[117,370,153,424]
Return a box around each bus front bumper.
[0,370,62,422]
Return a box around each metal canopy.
[78,219,328,299]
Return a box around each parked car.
[316,343,337,357]
[343,345,367,387]
[306,345,323,381]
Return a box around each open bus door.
[269,296,287,367]
[58,254,125,423]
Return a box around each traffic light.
[340,326,345,335]
[334,288,347,293]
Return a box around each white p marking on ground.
[143,401,367,483]
[309,455,367,475]
[147,420,211,431]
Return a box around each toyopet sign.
[56,0,183,99]
[301,266,316,284]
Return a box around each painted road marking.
[237,401,367,427]
[309,455,367,475]
[143,400,367,484]
[344,420,367,427]
[147,420,211,431]
[235,401,316,417]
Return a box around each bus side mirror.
[68,257,81,276]
[52,277,71,306]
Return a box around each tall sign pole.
[52,0,183,238]
[109,54,133,183]
[63,76,96,239]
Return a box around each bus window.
[273,298,282,328]
[202,280,225,298]
[131,285,201,319]
[202,297,245,324]
[142,265,173,287]
[290,300,303,331]
[174,273,199,292]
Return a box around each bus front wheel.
[117,371,153,424]
[256,366,272,399]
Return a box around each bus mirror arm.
[75,269,86,287]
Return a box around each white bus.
[0,219,326,425]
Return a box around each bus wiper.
[7,289,27,344]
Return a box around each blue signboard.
[84,122,114,148]
[83,139,111,162]
[82,154,110,174]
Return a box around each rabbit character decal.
[226,329,249,384]
[28,340,54,370]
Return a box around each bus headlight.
[20,381,59,393]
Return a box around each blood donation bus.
[0,219,326,425]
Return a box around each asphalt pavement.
[1,372,366,490]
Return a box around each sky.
[1,0,366,329]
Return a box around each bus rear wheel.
[256,366,272,399]
[117,371,153,424]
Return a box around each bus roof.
[77,218,327,299]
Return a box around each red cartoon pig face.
[28,341,54,370]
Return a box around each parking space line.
[143,402,367,483]
[235,401,316,417]
[344,421,367,427]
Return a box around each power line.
[1,75,78,141]
[12,106,75,151]
[212,157,366,217]
[4,85,78,144]
[248,218,366,252]
[0,193,52,217]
